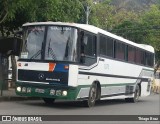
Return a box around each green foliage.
[141,5,160,62]
[0,0,83,36]
[0,0,159,62]
[0,0,28,23]
[90,0,139,31]
[111,4,160,62]
[90,1,160,62]
[111,21,145,43]
[90,1,114,29]
[24,0,82,22]
[141,5,160,50]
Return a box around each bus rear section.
[16,62,79,101]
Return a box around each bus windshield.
[20,26,78,62]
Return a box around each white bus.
[16,22,155,107]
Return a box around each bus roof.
[23,22,154,53]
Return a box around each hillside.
[97,0,159,11]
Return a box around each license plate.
[35,88,45,93]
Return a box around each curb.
[0,96,40,102]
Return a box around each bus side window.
[80,31,96,65]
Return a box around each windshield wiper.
[30,41,44,60]
[47,39,57,60]
[48,48,56,60]
[30,50,42,59]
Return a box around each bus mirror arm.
[80,53,85,64]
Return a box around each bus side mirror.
[12,38,22,56]
[83,36,88,45]
[12,31,23,56]
[80,31,87,64]
[80,53,85,64]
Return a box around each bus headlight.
[50,89,55,95]
[62,91,67,96]
[22,87,26,92]
[17,87,21,92]
[27,87,31,93]
[56,90,61,96]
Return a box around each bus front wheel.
[86,83,98,107]
[43,98,55,104]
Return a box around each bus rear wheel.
[86,83,98,107]
[43,98,55,104]
[125,84,140,103]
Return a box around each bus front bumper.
[15,82,78,100]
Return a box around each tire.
[125,84,140,103]
[86,83,98,107]
[43,98,55,105]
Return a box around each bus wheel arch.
[95,81,101,100]
[134,84,141,102]
[85,81,101,107]
[138,83,141,96]
[125,84,140,103]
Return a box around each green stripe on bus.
[77,83,136,89]
[142,68,154,72]
[15,82,136,101]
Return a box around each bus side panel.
[76,57,154,100]
[68,65,78,87]
[140,81,151,96]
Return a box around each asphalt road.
[0,93,159,124]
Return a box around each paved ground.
[0,94,160,115]
[0,88,40,101]
[0,93,159,115]
[0,88,16,96]
[0,93,159,124]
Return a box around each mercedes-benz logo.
[38,73,44,80]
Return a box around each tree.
[141,5,160,70]
[141,5,160,52]
[0,0,84,37]
[111,4,160,70]
[0,0,84,87]
[90,1,114,30]
[0,0,30,36]
[89,0,139,31]
[111,20,145,43]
